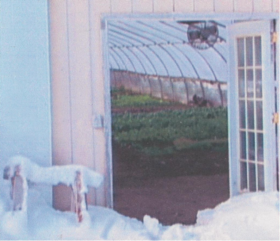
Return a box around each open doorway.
[107,19,229,225]
[103,16,278,225]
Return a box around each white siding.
[88,0,110,207]
[95,0,111,13]
[132,0,153,13]
[111,0,132,13]
[253,0,272,12]
[194,0,214,12]
[104,0,280,13]
[48,0,72,166]
[174,0,194,12]
[67,0,93,168]
[273,0,279,12]
[48,0,74,211]
[68,0,98,208]
[49,0,107,209]
[214,0,234,12]
[153,0,174,12]
[234,0,253,12]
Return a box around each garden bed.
[111,89,229,225]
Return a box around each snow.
[5,156,103,191]
[0,157,279,240]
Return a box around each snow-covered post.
[3,164,28,212]
[3,155,104,224]
[71,170,87,223]
[11,165,27,211]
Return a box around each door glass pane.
[237,38,245,67]
[257,133,264,162]
[248,132,255,161]
[239,100,246,128]
[256,101,263,130]
[257,164,265,191]
[255,69,262,98]
[238,70,245,97]
[240,161,248,190]
[247,101,254,129]
[247,69,254,98]
[240,131,247,160]
[246,37,253,66]
[255,36,262,66]
[249,163,256,191]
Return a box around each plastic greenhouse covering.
[108,20,229,82]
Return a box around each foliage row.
[111,87,176,108]
[112,107,228,155]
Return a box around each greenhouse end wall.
[48,0,279,210]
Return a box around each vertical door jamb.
[263,20,277,192]
[276,19,280,191]
[228,22,240,196]
[102,17,114,208]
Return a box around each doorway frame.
[102,12,279,208]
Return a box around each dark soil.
[113,142,229,226]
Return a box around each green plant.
[112,107,228,156]
[112,93,174,108]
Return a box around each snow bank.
[192,191,280,240]
[0,157,279,240]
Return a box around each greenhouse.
[108,20,228,106]
[0,0,279,231]
[104,17,279,223]
[107,20,276,190]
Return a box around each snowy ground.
[0,161,279,240]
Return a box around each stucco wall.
[48,0,279,209]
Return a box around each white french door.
[229,20,277,196]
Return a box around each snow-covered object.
[71,170,87,223]
[2,163,28,213]
[10,165,28,211]
[4,155,104,192]
[0,171,279,241]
